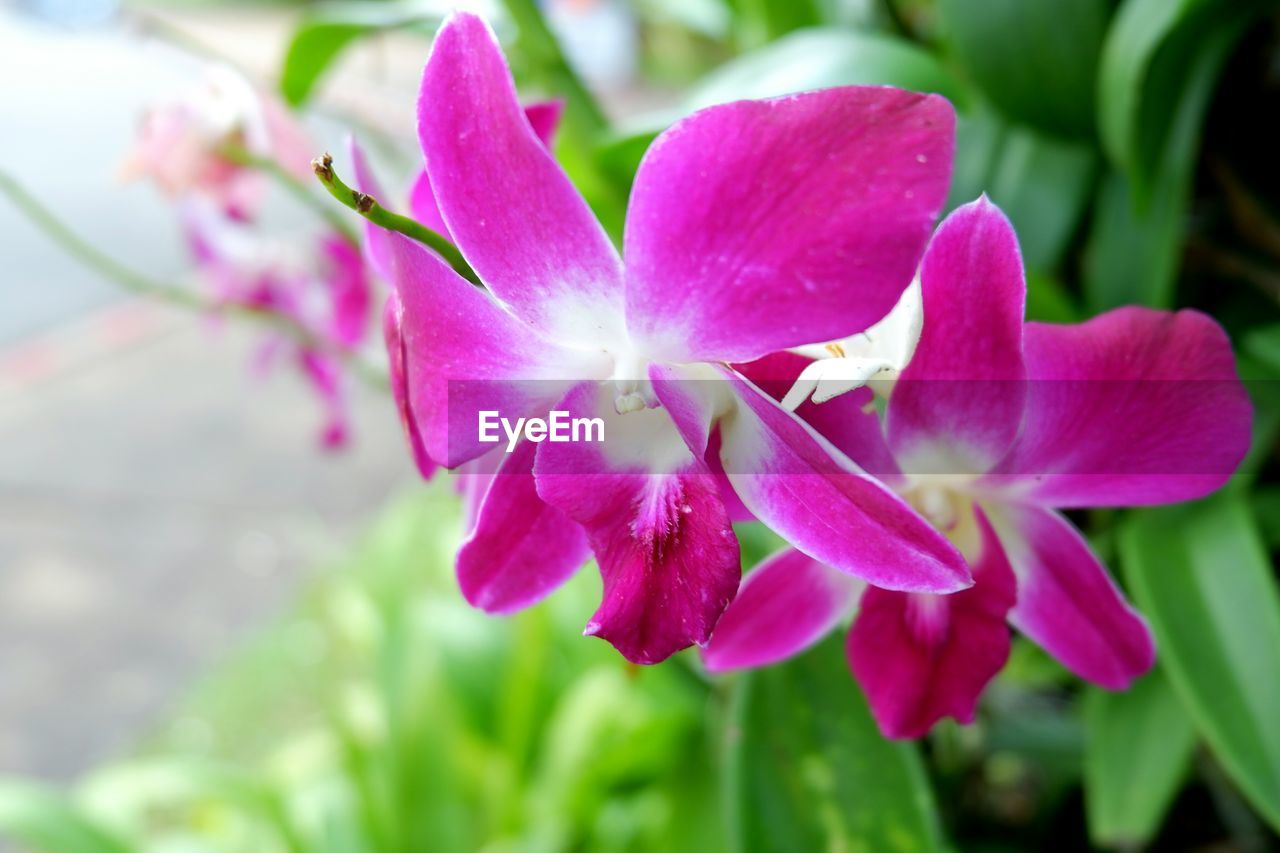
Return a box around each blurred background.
[2,0,1280,850]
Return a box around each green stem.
[0,171,388,391]
[311,154,480,284]
[0,171,203,309]
[219,142,360,245]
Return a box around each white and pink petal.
[702,548,861,672]
[418,13,624,347]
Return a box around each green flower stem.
[311,153,480,284]
[0,171,388,392]
[218,142,360,245]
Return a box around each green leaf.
[724,0,824,48]
[1244,323,1280,375]
[1082,169,1184,311]
[1097,0,1265,201]
[983,124,1098,274]
[686,27,967,111]
[726,636,943,853]
[1083,5,1242,312]
[937,0,1108,138]
[1083,669,1197,847]
[0,779,131,853]
[1121,496,1280,831]
[280,3,438,107]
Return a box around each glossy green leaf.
[1245,323,1280,375]
[0,780,130,853]
[984,125,1098,274]
[1084,669,1196,847]
[1083,8,1242,312]
[1234,340,1280,485]
[1097,0,1264,201]
[686,27,967,111]
[1121,497,1280,831]
[937,0,1108,138]
[726,636,943,853]
[280,4,437,106]
[1082,169,1183,311]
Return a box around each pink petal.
[707,426,756,523]
[298,350,350,451]
[418,13,624,346]
[735,352,902,485]
[383,294,436,479]
[718,368,971,593]
[847,508,1016,739]
[991,502,1154,689]
[533,384,741,664]
[319,235,370,349]
[389,234,610,467]
[406,170,451,237]
[522,100,565,147]
[624,86,954,363]
[701,548,861,672]
[406,100,563,240]
[649,362,717,456]
[348,134,395,282]
[456,438,591,612]
[986,307,1251,506]
[887,197,1027,474]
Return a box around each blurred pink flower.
[386,13,968,664]
[703,197,1253,738]
[183,202,371,449]
[121,66,313,220]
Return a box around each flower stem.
[219,142,360,245]
[311,154,480,284]
[0,170,388,392]
[0,171,203,309]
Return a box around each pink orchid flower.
[347,101,562,481]
[386,12,974,664]
[183,203,371,449]
[122,66,313,220]
[703,197,1253,738]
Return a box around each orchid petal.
[389,235,610,467]
[347,134,394,282]
[319,235,370,349]
[702,548,861,672]
[648,362,724,457]
[718,368,970,593]
[735,352,903,485]
[457,438,591,613]
[418,13,624,346]
[624,86,954,363]
[406,100,563,241]
[534,383,740,664]
[986,307,1251,506]
[887,197,1027,475]
[847,508,1016,739]
[991,502,1154,689]
[383,294,436,479]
